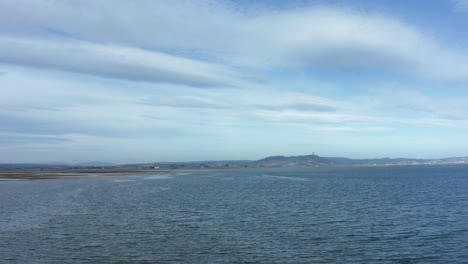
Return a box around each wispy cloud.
[0,36,249,87]
[3,67,468,141]
[452,0,468,11]
[254,112,375,125]
[0,134,72,145]
[310,126,392,132]
[356,86,468,120]
[253,103,336,112]
[139,96,227,109]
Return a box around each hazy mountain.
[75,161,115,167]
[255,154,332,167]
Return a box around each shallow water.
[1,166,467,263]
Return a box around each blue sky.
[2,0,468,163]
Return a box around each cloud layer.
[2,0,468,162]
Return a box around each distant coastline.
[2,154,468,180]
[2,154,468,170]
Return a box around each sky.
[2,0,468,163]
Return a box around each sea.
[1,166,467,263]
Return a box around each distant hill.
[255,154,332,167]
[325,157,428,165]
[2,155,468,170]
[0,161,115,170]
[75,161,115,167]
[0,163,69,170]
[254,155,468,167]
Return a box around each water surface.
[1,166,467,263]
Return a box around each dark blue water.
[1,166,467,263]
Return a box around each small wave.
[176,172,192,176]
[262,174,308,181]
[143,174,173,180]
[111,179,135,183]
[0,178,24,181]
[199,172,223,177]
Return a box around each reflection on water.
[1,166,468,263]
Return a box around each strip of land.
[0,169,174,181]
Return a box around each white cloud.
[1,1,468,83]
